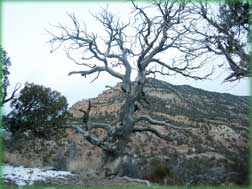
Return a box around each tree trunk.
[112,71,146,151]
[101,72,147,177]
[114,96,135,139]
[102,152,143,178]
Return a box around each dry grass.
[67,159,87,173]
[3,151,43,167]
[67,157,102,177]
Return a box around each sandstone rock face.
[68,78,248,185]
[69,84,122,118]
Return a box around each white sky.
[2,2,250,114]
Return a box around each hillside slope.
[4,78,248,186]
[69,78,249,185]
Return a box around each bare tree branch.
[68,66,124,80]
[132,127,170,141]
[147,58,213,80]
[135,115,192,130]
[189,1,251,81]
[65,99,115,151]
[63,124,104,147]
[3,83,22,104]
[48,2,214,159]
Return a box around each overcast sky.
[2,2,250,114]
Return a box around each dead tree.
[48,1,212,176]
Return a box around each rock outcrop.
[68,78,249,185]
[4,78,249,186]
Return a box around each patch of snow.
[2,164,74,186]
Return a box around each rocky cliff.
[69,78,249,185]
